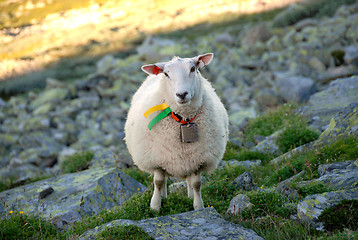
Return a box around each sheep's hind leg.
[150,168,166,212]
[186,176,194,198]
[188,172,204,210]
[160,173,168,198]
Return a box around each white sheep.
[124,53,229,211]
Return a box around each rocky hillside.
[1,1,358,240]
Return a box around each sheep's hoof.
[193,199,204,210]
[150,204,160,212]
[150,197,161,212]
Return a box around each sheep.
[124,53,229,211]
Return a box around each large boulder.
[79,207,263,240]
[0,167,146,228]
[299,76,358,130]
[315,103,358,145]
[297,188,358,229]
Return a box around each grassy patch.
[276,125,319,153]
[60,151,94,173]
[292,181,334,198]
[224,142,275,163]
[239,216,318,240]
[243,104,298,142]
[241,191,294,219]
[99,225,154,240]
[0,211,62,240]
[318,199,358,232]
[267,136,358,185]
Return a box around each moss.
[99,225,154,240]
[61,151,94,173]
[318,199,358,232]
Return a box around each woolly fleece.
[125,57,229,177]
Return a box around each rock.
[241,23,273,46]
[294,18,317,31]
[79,207,263,240]
[272,3,306,28]
[227,194,253,216]
[0,167,147,228]
[96,55,116,74]
[297,188,358,229]
[29,88,68,110]
[276,74,316,103]
[219,159,261,169]
[136,36,177,62]
[169,181,187,194]
[90,149,128,169]
[318,65,358,84]
[315,103,358,145]
[312,160,358,190]
[299,76,358,130]
[234,172,256,191]
[38,185,54,199]
[215,32,234,45]
[276,171,306,201]
[344,45,358,66]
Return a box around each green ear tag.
[148,107,172,130]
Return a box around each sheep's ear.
[194,53,214,68]
[141,62,166,75]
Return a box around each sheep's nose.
[176,91,188,100]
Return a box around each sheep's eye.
[190,66,196,73]
[164,72,169,78]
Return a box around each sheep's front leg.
[150,168,166,211]
[187,172,204,210]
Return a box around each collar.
[144,102,198,130]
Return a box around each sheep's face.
[142,53,213,106]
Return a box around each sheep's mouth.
[177,99,190,105]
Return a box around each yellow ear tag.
[144,103,172,130]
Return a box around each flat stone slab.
[79,207,263,240]
[0,167,146,228]
[299,76,358,130]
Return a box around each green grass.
[223,142,275,163]
[243,104,299,142]
[60,151,94,173]
[292,181,334,198]
[264,136,358,186]
[241,191,294,219]
[276,125,319,153]
[0,211,62,240]
[99,225,154,240]
[318,199,358,232]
